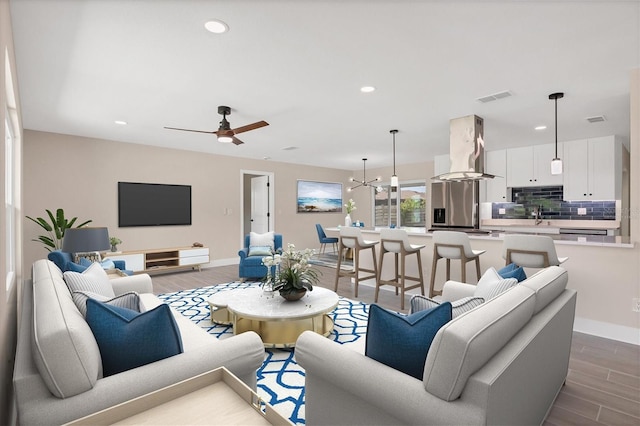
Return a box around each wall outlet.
[578,207,587,215]
[633,298,640,313]
[499,208,506,215]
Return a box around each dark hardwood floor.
[152,265,640,425]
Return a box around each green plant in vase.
[109,237,122,252]
[26,208,92,252]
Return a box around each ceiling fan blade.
[232,120,269,135]
[232,136,245,145]
[164,126,216,134]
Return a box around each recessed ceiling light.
[535,125,547,130]
[114,120,128,125]
[360,86,376,93]
[204,20,229,34]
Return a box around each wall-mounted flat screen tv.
[118,182,192,227]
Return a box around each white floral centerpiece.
[261,243,320,300]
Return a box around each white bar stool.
[502,234,568,268]
[376,228,425,310]
[335,227,378,298]
[429,231,485,297]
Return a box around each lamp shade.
[62,227,110,253]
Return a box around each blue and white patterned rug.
[158,282,369,425]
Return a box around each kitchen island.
[325,226,637,344]
[326,226,633,248]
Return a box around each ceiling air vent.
[476,90,513,103]
[281,146,299,151]
[586,115,606,123]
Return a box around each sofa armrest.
[16,331,265,426]
[238,248,249,259]
[440,280,477,302]
[110,273,153,295]
[295,331,481,425]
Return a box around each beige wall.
[22,130,358,268]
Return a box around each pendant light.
[348,158,381,192]
[549,92,564,175]
[390,129,399,189]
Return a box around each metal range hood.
[432,114,496,182]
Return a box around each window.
[373,181,427,228]
[5,115,15,294]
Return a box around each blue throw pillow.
[498,263,527,282]
[85,299,183,377]
[365,303,452,380]
[66,261,88,273]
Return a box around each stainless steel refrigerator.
[431,181,479,229]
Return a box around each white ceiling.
[9,0,640,171]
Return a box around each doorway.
[240,170,275,241]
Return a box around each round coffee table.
[208,286,339,348]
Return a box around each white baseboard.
[573,317,640,346]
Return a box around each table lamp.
[62,227,110,263]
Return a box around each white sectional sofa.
[13,259,265,425]
[296,266,576,425]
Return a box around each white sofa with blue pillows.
[296,266,576,426]
[13,259,265,425]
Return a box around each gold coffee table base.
[210,306,233,325]
[207,287,339,348]
[233,313,334,349]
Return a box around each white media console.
[105,246,210,274]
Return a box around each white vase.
[344,213,352,227]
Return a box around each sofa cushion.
[498,263,527,282]
[423,285,536,401]
[71,291,141,317]
[410,295,484,318]
[248,245,273,257]
[86,299,184,377]
[63,262,115,298]
[250,231,275,249]
[519,266,568,314]
[32,260,102,398]
[474,267,518,301]
[365,303,452,380]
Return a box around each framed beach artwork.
[297,180,343,213]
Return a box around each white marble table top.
[208,286,339,321]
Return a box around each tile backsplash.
[491,186,616,221]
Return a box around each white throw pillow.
[250,231,275,249]
[410,295,485,318]
[474,267,518,301]
[63,262,115,298]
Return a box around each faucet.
[534,205,543,225]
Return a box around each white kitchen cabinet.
[506,143,563,187]
[483,149,508,202]
[563,136,623,200]
[434,154,450,176]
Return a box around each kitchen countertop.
[325,227,633,248]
